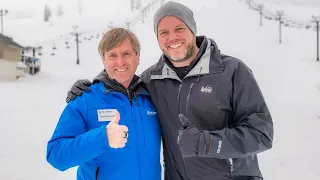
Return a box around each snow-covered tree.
[44,4,52,22]
[136,0,142,10]
[78,0,83,14]
[131,0,135,12]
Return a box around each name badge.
[97,109,117,122]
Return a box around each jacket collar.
[93,70,148,97]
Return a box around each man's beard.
[163,43,195,63]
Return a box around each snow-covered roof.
[0,34,24,49]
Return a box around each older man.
[47,28,161,180]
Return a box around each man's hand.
[66,79,92,103]
[177,113,203,157]
[106,111,129,149]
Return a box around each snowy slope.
[0,0,320,179]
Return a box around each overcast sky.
[0,0,319,20]
[1,0,319,12]
[0,0,142,20]
[0,0,69,10]
[0,0,134,11]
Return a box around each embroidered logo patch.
[200,86,213,93]
[147,111,157,116]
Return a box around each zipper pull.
[127,89,133,105]
[177,84,182,100]
[229,158,233,177]
[127,89,131,100]
[177,129,184,144]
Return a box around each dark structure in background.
[22,46,42,75]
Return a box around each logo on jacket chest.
[200,86,213,93]
[147,110,157,116]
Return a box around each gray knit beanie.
[153,1,197,36]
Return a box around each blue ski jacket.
[46,79,161,180]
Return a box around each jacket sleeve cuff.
[198,131,220,158]
[97,125,112,150]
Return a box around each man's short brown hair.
[98,28,141,59]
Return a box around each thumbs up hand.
[106,110,129,149]
[177,113,203,157]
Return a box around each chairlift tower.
[276,10,284,44]
[71,25,81,65]
[0,9,8,34]
[312,15,320,61]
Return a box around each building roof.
[0,34,24,49]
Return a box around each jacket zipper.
[127,89,132,106]
[179,70,201,180]
[130,92,143,180]
[185,82,194,118]
[96,167,100,180]
[177,81,190,180]
[125,90,142,179]
[229,158,233,177]
[177,84,182,100]
[132,106,142,180]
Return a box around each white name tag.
[97,109,117,122]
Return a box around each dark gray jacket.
[140,36,273,180]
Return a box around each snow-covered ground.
[0,0,320,179]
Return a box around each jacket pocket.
[231,156,262,178]
[184,157,231,180]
